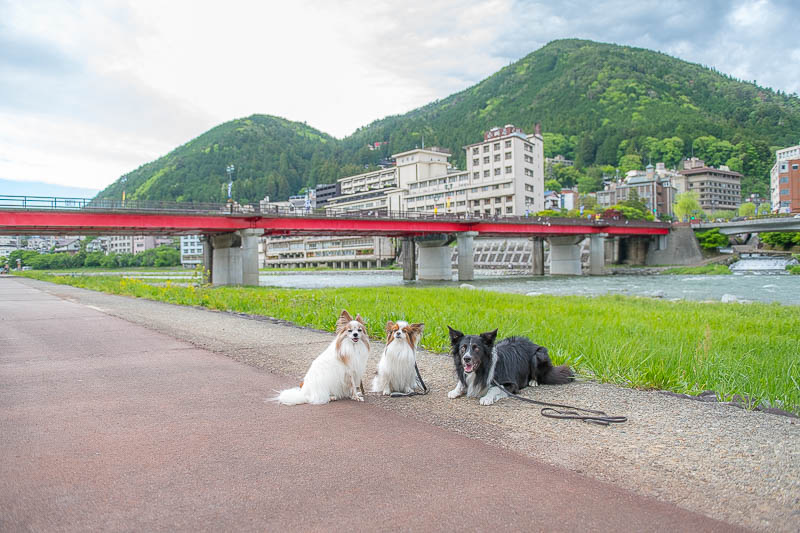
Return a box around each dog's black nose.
[463,355,472,363]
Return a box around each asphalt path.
[0,276,747,532]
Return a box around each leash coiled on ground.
[492,380,627,426]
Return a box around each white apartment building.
[771,144,800,212]
[264,125,546,269]
[404,125,545,216]
[180,235,204,267]
[107,235,172,255]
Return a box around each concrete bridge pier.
[416,234,454,281]
[206,229,263,286]
[530,237,545,275]
[589,234,606,275]
[548,235,584,275]
[456,232,478,281]
[401,237,416,281]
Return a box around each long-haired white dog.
[371,320,424,395]
[278,310,370,405]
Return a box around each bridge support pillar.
[208,229,263,286]
[530,237,544,276]
[401,238,416,281]
[417,234,454,281]
[589,234,606,276]
[548,236,584,276]
[456,232,478,281]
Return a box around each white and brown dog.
[371,320,424,395]
[278,310,370,405]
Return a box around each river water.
[56,268,800,305]
[258,270,800,306]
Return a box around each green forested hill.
[96,39,800,203]
[96,115,362,204]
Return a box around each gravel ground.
[16,277,800,532]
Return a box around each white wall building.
[180,235,204,267]
[771,144,800,212]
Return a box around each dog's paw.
[528,379,539,387]
[447,389,461,399]
[382,389,391,396]
[479,395,496,406]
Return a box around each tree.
[545,179,562,192]
[618,154,642,175]
[577,173,603,193]
[696,229,729,249]
[674,191,702,220]
[738,202,756,217]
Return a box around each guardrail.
[0,194,670,228]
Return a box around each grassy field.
[15,271,800,414]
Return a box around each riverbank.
[15,271,800,415]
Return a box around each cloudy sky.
[1,0,798,194]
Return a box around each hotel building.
[675,158,742,212]
[771,144,800,213]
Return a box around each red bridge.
[0,196,670,284]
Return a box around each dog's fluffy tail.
[277,387,307,405]
[541,364,574,385]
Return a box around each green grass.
[15,271,800,414]
[787,265,800,275]
[661,264,731,275]
[43,266,188,274]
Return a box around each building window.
[505,140,511,148]
[780,189,790,195]
[483,170,490,177]
[794,164,799,170]
[505,152,512,160]
[506,195,513,201]
[494,168,501,176]
[780,177,789,183]
[493,143,500,150]
[473,147,479,155]
[506,206,513,214]
[484,156,490,164]
[473,172,479,179]
[494,154,500,162]
[473,159,479,166]
[505,166,512,173]
[483,145,490,153]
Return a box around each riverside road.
[0,277,792,532]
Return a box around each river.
[258,270,800,306]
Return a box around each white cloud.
[0,0,797,192]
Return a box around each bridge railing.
[0,194,671,228]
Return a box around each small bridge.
[1,195,670,284]
[696,216,800,235]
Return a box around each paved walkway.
[0,277,746,532]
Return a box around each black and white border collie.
[447,327,572,405]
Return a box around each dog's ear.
[336,310,352,333]
[410,323,424,334]
[355,314,365,325]
[385,321,395,335]
[479,329,498,346]
[447,326,463,344]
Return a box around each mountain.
[96,39,800,203]
[96,115,357,204]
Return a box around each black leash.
[492,381,627,426]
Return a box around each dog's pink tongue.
[464,362,474,372]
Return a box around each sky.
[1,0,798,195]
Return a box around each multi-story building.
[675,158,742,212]
[263,125,546,269]
[597,163,678,218]
[107,236,172,255]
[405,125,544,216]
[180,235,204,267]
[314,183,339,207]
[771,144,800,213]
